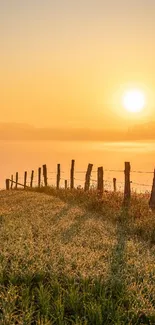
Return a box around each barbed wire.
[131,170,153,174]
[75,170,97,174]
[104,169,123,172]
[104,169,154,174]
[11,168,155,178]
[61,178,70,181]
[7,165,155,192]
[74,178,85,182]
[9,177,153,188]
[131,182,152,187]
[47,169,154,175]
[12,178,153,189]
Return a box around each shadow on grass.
[104,207,155,325]
[104,207,131,323]
[51,205,71,224]
[32,187,155,247]
[60,211,92,244]
[1,208,155,324]
[1,189,154,323]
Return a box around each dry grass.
[0,189,155,324]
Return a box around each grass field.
[0,188,155,324]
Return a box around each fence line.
[6,174,153,189]
[5,160,155,208]
[7,175,153,189]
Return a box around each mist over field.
[1,138,155,191]
[1,122,155,141]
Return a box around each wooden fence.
[5,161,155,208]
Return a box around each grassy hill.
[0,189,155,324]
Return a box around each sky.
[1,0,155,129]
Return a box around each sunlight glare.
[122,89,146,113]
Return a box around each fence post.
[11,175,13,189]
[123,162,131,205]
[149,169,155,209]
[84,163,93,191]
[30,170,34,188]
[24,171,27,189]
[43,164,47,186]
[113,178,116,192]
[57,164,61,189]
[65,180,67,189]
[6,179,10,190]
[38,167,41,187]
[70,159,75,189]
[15,172,18,189]
[97,167,104,195]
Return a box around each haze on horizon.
[1,0,155,132]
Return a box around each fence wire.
[7,165,154,192]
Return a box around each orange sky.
[1,0,155,129]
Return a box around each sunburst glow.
[122,89,146,113]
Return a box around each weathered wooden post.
[123,162,131,205]
[149,169,155,210]
[97,167,104,196]
[84,163,93,191]
[113,178,116,192]
[24,171,27,189]
[38,167,41,187]
[57,164,61,189]
[43,164,48,187]
[6,179,10,190]
[70,159,75,189]
[11,175,13,189]
[15,172,18,189]
[30,170,34,188]
[65,180,67,189]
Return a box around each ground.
[0,189,155,324]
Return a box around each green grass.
[0,188,155,324]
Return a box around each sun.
[122,89,146,113]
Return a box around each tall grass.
[0,189,155,324]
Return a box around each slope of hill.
[0,190,155,324]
